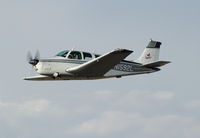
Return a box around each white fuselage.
[34,57,157,80]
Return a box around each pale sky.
[0,0,200,138]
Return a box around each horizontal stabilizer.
[141,61,171,68]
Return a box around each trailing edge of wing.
[141,61,171,68]
[67,49,133,76]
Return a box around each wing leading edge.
[24,75,53,81]
[66,49,133,76]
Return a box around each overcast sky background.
[0,0,200,138]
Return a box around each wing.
[24,75,54,81]
[141,61,171,68]
[67,49,133,76]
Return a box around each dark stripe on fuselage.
[121,60,141,65]
[40,59,86,64]
[40,59,141,65]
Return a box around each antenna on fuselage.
[71,41,79,52]
[71,47,74,51]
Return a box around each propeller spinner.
[27,50,40,66]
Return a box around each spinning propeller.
[27,50,40,66]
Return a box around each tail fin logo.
[145,53,151,59]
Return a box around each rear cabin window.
[83,52,92,61]
[68,51,82,60]
[95,54,100,58]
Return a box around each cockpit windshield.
[56,50,69,57]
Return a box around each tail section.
[136,39,161,64]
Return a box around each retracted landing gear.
[53,72,60,79]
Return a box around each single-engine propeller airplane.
[24,39,170,81]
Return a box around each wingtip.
[166,61,171,64]
[114,48,133,54]
[23,77,30,81]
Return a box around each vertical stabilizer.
[136,40,161,64]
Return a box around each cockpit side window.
[56,50,68,57]
[68,51,82,60]
[83,52,92,61]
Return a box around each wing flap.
[67,49,133,76]
[141,61,171,68]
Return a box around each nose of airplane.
[29,59,39,66]
[27,50,40,66]
[34,63,39,71]
[34,62,42,73]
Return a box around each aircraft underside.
[24,69,157,81]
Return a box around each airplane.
[24,39,170,81]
